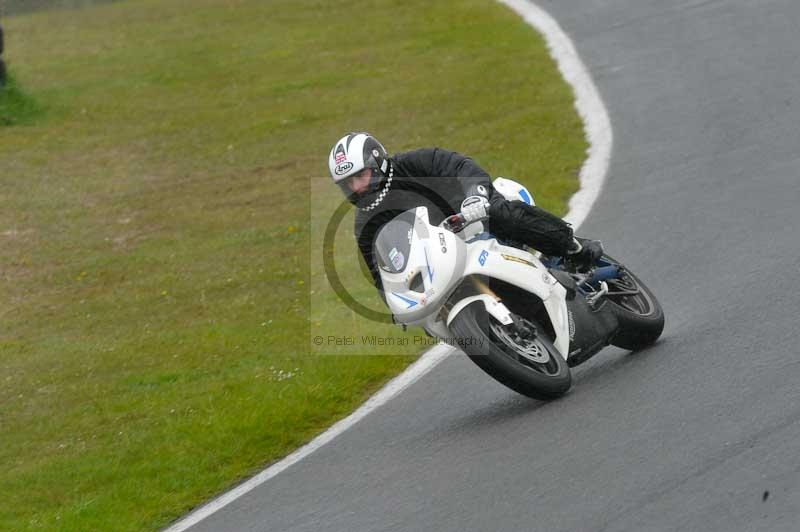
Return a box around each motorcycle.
[374,178,664,399]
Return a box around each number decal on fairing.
[478,250,489,266]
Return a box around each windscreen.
[373,209,417,274]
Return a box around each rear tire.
[449,302,571,400]
[601,256,664,350]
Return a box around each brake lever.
[442,213,467,233]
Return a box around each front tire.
[601,256,664,350]
[449,302,571,400]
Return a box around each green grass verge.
[0,72,44,125]
[0,0,586,530]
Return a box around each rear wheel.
[601,255,664,350]
[449,302,571,400]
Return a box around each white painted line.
[498,0,613,231]
[164,2,611,529]
[163,344,454,532]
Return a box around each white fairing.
[447,295,513,327]
[379,206,571,358]
[457,236,570,356]
[493,176,535,206]
[380,207,464,323]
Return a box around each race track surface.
[184,1,800,530]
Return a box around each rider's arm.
[392,147,494,200]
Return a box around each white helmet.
[328,132,389,202]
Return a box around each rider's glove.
[567,237,604,266]
[460,195,490,224]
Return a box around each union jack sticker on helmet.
[334,145,347,165]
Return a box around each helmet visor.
[337,177,358,203]
[337,168,386,205]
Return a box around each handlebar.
[442,212,490,234]
[442,196,491,233]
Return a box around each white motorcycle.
[375,178,664,399]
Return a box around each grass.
[0,0,587,530]
[0,72,44,125]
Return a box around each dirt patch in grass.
[1,0,121,17]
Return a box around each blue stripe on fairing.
[392,292,418,309]
[519,188,532,205]
[424,247,434,282]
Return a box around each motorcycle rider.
[327,132,603,294]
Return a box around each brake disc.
[489,320,550,364]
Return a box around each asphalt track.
[182,1,800,530]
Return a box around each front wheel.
[449,302,571,400]
[601,255,665,350]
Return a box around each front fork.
[445,276,516,329]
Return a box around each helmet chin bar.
[337,180,358,204]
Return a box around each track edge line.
[164,2,612,529]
